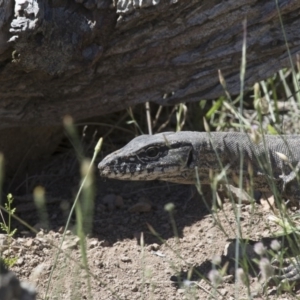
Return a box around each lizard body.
[98,131,300,283]
[98,131,300,202]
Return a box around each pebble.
[177,288,185,294]
[103,194,124,211]
[89,240,98,248]
[96,204,106,213]
[102,194,115,211]
[30,263,46,281]
[58,227,64,233]
[128,202,152,213]
[223,275,234,283]
[115,195,124,208]
[36,231,44,238]
[61,237,80,250]
[99,240,110,247]
[131,285,138,292]
[219,288,228,296]
[147,243,160,251]
[120,255,131,263]
[17,257,24,265]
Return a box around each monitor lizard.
[98,131,300,283]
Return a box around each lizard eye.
[145,147,159,158]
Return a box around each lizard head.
[98,132,197,183]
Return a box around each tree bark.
[0,0,299,175]
[0,0,299,127]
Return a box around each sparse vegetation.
[0,193,18,267]
[0,194,17,238]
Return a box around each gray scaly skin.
[98,131,300,201]
[98,131,300,282]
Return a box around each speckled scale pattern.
[98,131,300,202]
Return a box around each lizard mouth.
[98,161,123,178]
[98,165,111,177]
[98,159,146,180]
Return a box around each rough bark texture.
[0,0,299,175]
[0,0,299,127]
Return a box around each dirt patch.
[1,116,300,299]
[3,163,300,299]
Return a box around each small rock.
[96,204,106,213]
[89,240,98,248]
[223,275,234,283]
[95,260,104,268]
[2,249,11,256]
[120,255,132,263]
[30,263,46,281]
[102,194,117,211]
[115,195,124,208]
[58,227,64,233]
[219,288,228,296]
[61,237,80,250]
[99,240,110,247]
[25,239,34,247]
[147,243,160,251]
[17,257,24,266]
[152,251,165,257]
[129,202,152,213]
[53,232,60,239]
[131,285,138,292]
[36,231,44,238]
[177,288,185,294]
[223,185,253,204]
[260,195,275,211]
